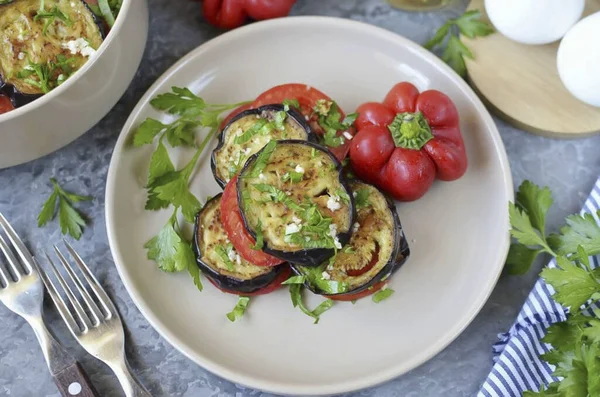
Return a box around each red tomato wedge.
[221,176,284,267]
[0,95,14,115]
[252,83,353,161]
[207,266,291,296]
[328,281,386,302]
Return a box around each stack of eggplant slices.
[194,96,411,315]
[0,0,121,114]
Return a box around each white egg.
[484,0,585,45]
[557,11,600,108]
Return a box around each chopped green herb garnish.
[251,219,264,250]
[281,171,303,183]
[273,111,287,131]
[337,189,351,204]
[343,246,355,254]
[247,140,277,178]
[372,287,394,303]
[289,284,335,324]
[354,188,370,208]
[37,178,92,240]
[252,184,303,211]
[234,119,269,144]
[282,275,306,285]
[215,244,235,271]
[314,101,356,148]
[226,296,250,322]
[311,147,317,158]
[282,98,300,111]
[34,6,72,35]
[298,265,349,294]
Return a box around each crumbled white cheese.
[304,115,309,121]
[243,147,252,155]
[329,223,338,238]
[24,65,34,71]
[321,271,331,280]
[381,283,389,291]
[292,215,302,224]
[305,236,310,242]
[327,264,334,271]
[294,165,305,174]
[285,191,291,196]
[285,223,302,235]
[326,195,341,212]
[57,74,65,83]
[343,131,353,140]
[70,1,75,6]
[17,52,25,60]
[227,249,241,266]
[352,191,357,198]
[316,161,322,167]
[352,222,360,233]
[234,127,243,136]
[258,173,265,180]
[329,224,342,249]
[62,38,96,58]
[17,33,24,41]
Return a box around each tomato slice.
[346,245,379,277]
[219,103,252,130]
[0,95,15,115]
[329,281,386,302]
[221,176,284,267]
[252,83,352,161]
[207,265,292,296]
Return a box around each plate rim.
[105,15,513,396]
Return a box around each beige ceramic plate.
[105,17,512,396]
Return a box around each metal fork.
[38,240,152,397]
[0,214,99,397]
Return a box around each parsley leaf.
[226,296,250,322]
[34,6,72,35]
[424,9,493,77]
[549,212,600,257]
[144,208,196,273]
[509,203,555,253]
[37,178,92,240]
[289,284,334,324]
[251,219,264,250]
[372,287,394,303]
[247,140,277,178]
[541,256,600,313]
[313,101,355,148]
[505,243,541,275]
[516,180,553,236]
[282,98,300,110]
[354,188,370,208]
[234,119,270,144]
[215,244,235,271]
[282,275,306,285]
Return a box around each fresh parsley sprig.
[37,178,92,240]
[133,86,249,293]
[312,99,358,148]
[34,6,72,36]
[506,181,600,275]
[508,180,600,395]
[424,10,494,77]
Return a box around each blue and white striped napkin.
[478,177,600,397]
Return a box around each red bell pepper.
[201,0,296,30]
[349,82,467,202]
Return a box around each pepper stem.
[387,112,433,150]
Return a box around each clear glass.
[386,0,453,11]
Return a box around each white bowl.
[0,0,149,169]
[105,17,513,395]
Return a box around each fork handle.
[28,318,100,397]
[53,362,100,397]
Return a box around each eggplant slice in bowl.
[293,181,410,297]
[193,194,287,294]
[237,140,356,267]
[0,0,104,107]
[211,104,315,188]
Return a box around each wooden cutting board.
[462,0,600,138]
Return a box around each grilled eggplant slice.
[193,194,286,294]
[0,0,104,101]
[237,140,356,267]
[293,181,410,297]
[211,104,315,188]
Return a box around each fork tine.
[54,246,104,325]
[31,257,80,333]
[0,213,32,273]
[0,235,21,281]
[45,253,92,332]
[63,240,115,316]
[0,260,10,287]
